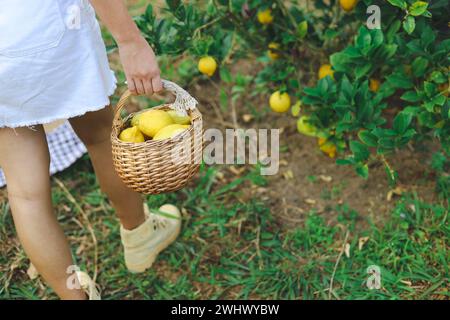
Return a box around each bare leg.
[0,126,86,300]
[69,107,145,230]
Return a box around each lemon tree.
[133,0,449,184]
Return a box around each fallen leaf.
[242,114,254,123]
[387,186,406,201]
[358,236,370,250]
[400,280,412,286]
[319,175,332,183]
[76,243,86,255]
[283,170,294,180]
[229,166,245,176]
[257,187,267,193]
[344,243,351,258]
[27,263,39,280]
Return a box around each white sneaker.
[120,204,182,273]
[75,271,101,300]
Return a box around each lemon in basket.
[166,110,191,125]
[119,126,145,143]
[153,124,190,141]
[131,113,142,127]
[138,109,174,138]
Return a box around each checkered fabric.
[0,121,87,188]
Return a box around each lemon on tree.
[297,115,318,137]
[369,78,381,92]
[269,91,291,113]
[153,124,189,141]
[318,138,337,158]
[340,0,358,12]
[138,109,174,138]
[198,56,217,77]
[267,43,280,60]
[119,126,145,143]
[257,9,273,25]
[291,100,302,117]
[318,64,334,80]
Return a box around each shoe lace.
[151,215,168,231]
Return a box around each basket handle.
[113,79,198,127]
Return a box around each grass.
[0,156,448,300]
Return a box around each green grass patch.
[0,157,448,300]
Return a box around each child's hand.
[118,36,163,96]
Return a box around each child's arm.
[90,0,162,95]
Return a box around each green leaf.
[424,81,437,97]
[393,112,413,133]
[433,94,446,106]
[356,27,372,52]
[330,52,350,71]
[429,71,447,84]
[219,67,232,83]
[350,140,370,161]
[385,164,398,186]
[336,158,355,165]
[403,16,416,34]
[355,63,372,79]
[386,20,402,42]
[387,73,414,89]
[358,130,378,147]
[401,91,421,102]
[411,56,429,77]
[387,0,407,9]
[379,137,396,149]
[409,1,429,16]
[340,75,353,100]
[297,21,308,39]
[356,164,369,179]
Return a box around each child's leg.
[0,126,86,300]
[69,107,145,230]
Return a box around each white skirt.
[0,0,117,128]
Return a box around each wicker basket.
[111,80,203,195]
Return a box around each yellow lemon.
[291,100,302,117]
[269,91,291,113]
[297,116,318,137]
[166,110,191,125]
[318,137,327,146]
[119,126,145,143]
[318,64,334,80]
[198,56,217,77]
[131,113,142,127]
[339,0,358,12]
[369,78,381,92]
[153,124,190,141]
[318,139,337,158]
[257,9,273,24]
[268,42,280,60]
[138,109,174,138]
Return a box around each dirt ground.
[187,75,439,228]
